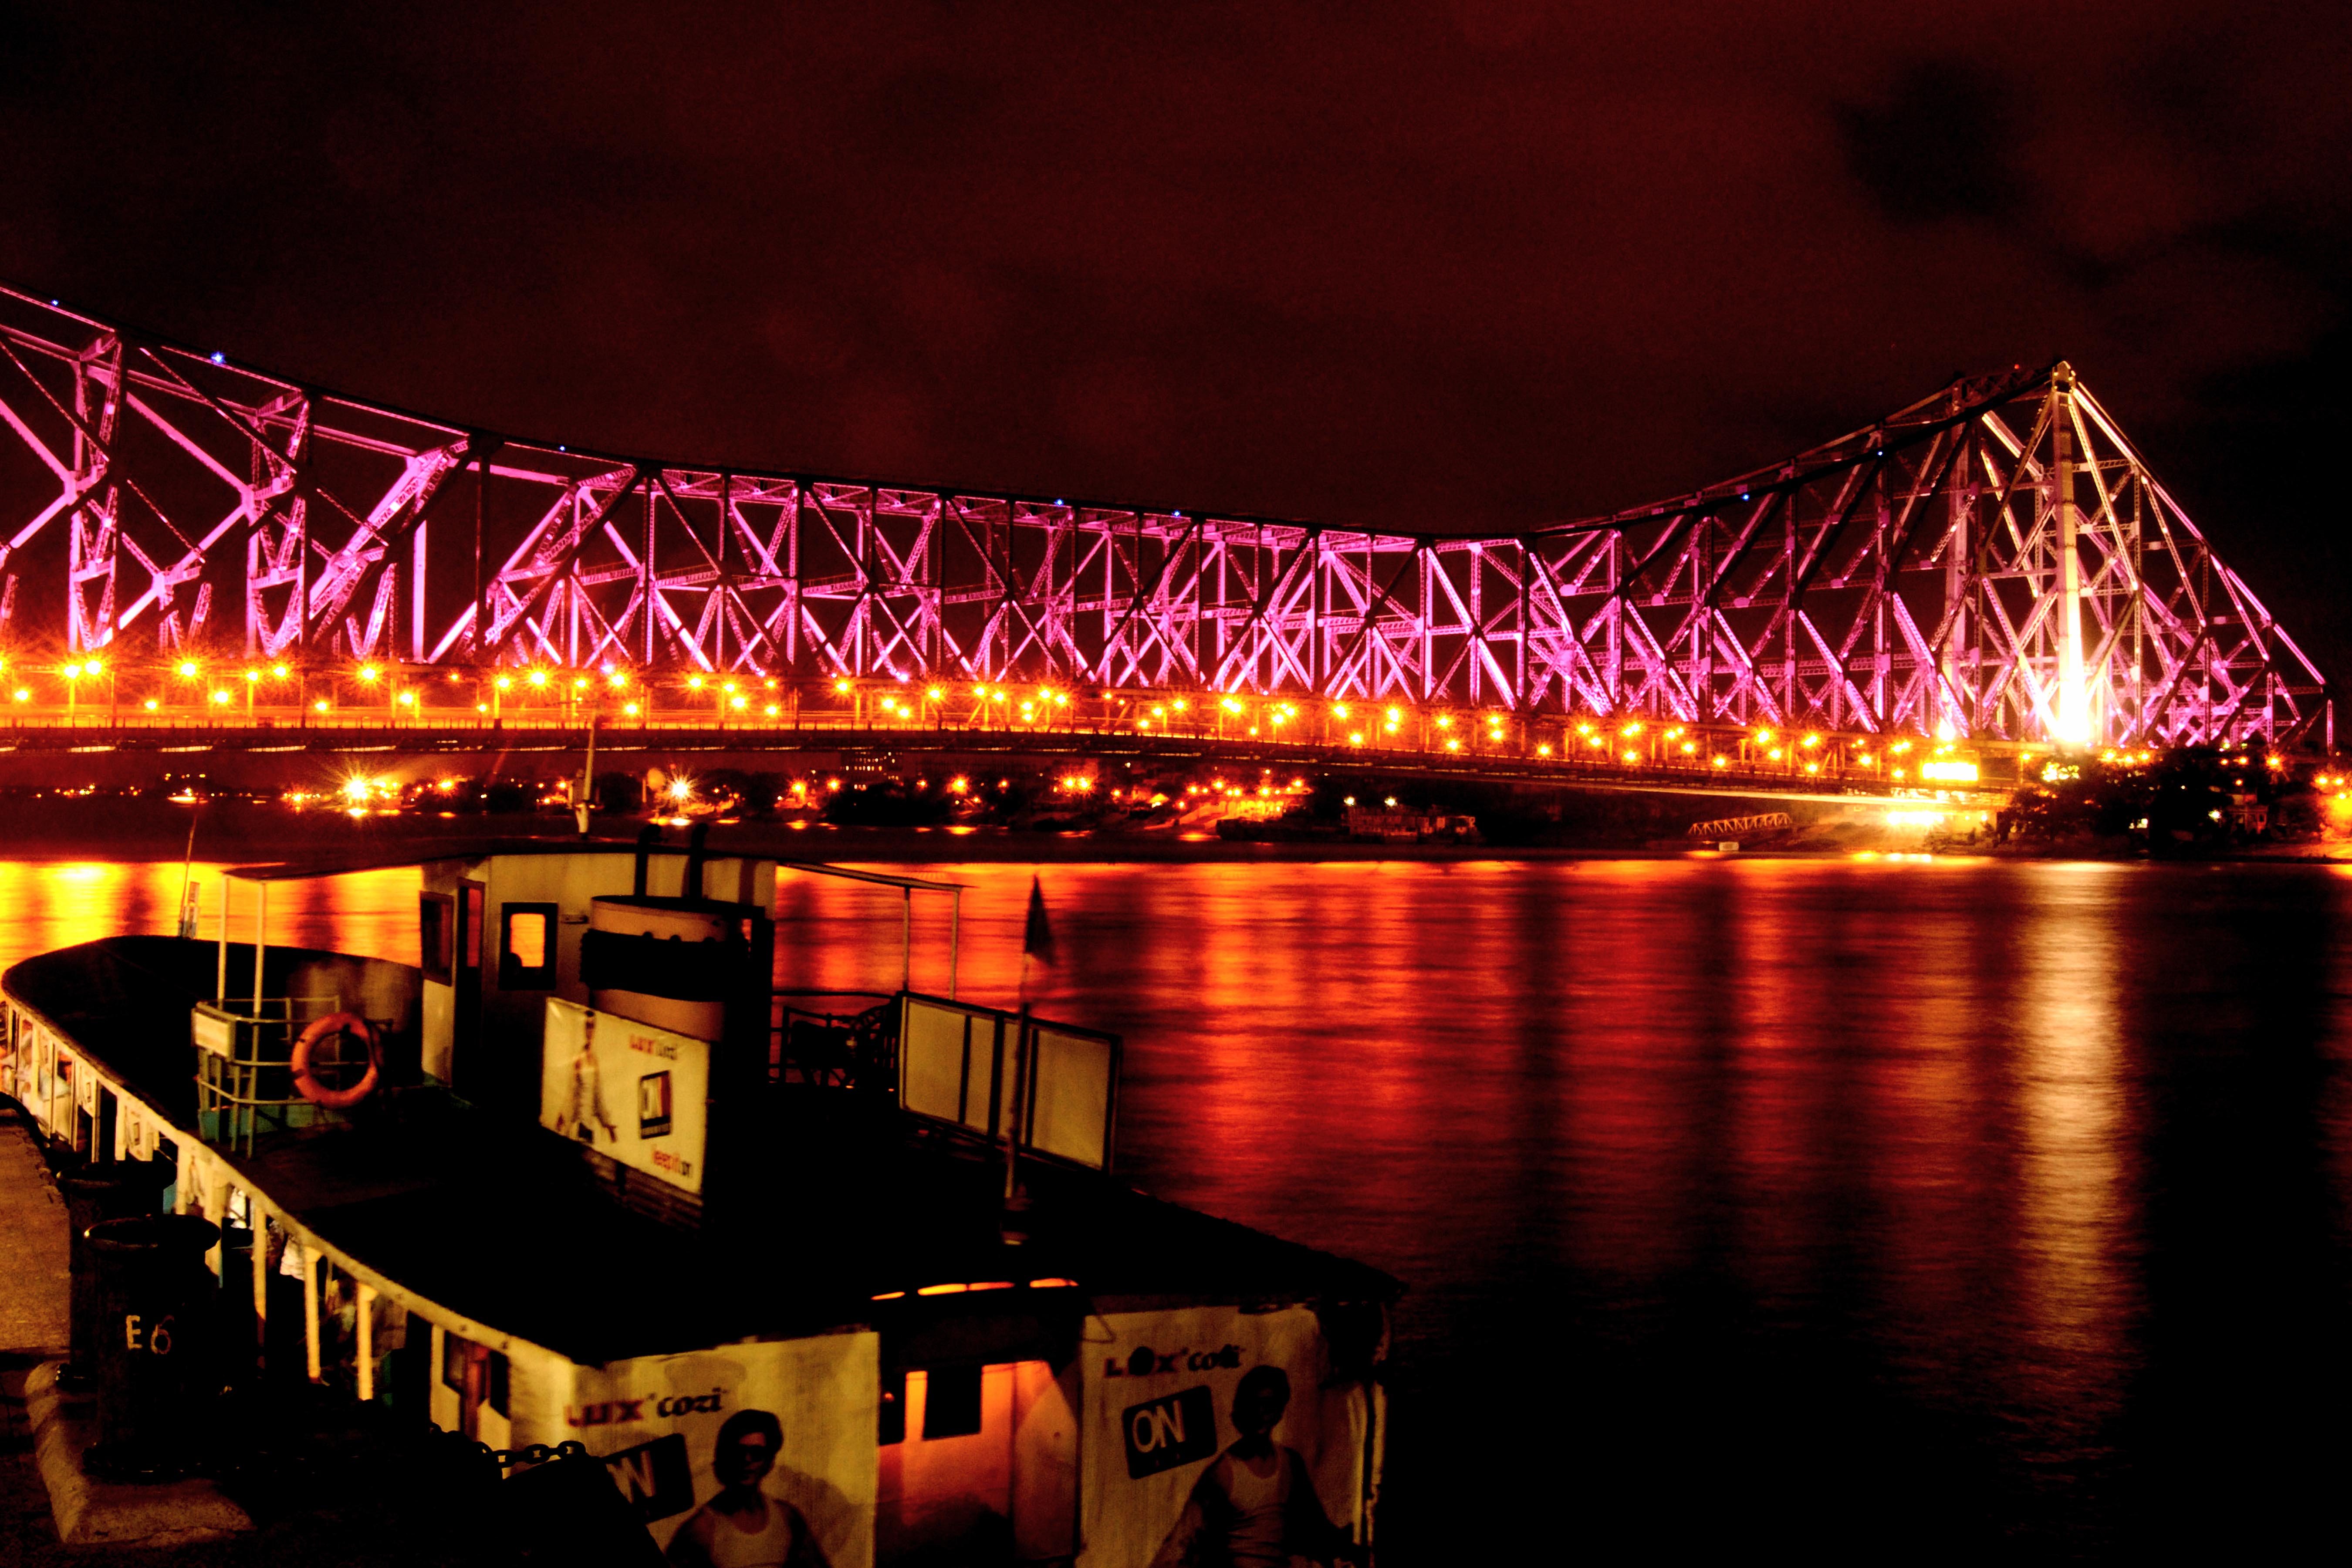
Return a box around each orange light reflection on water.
[15,849,2352,1554]
[0,861,422,975]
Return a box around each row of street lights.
[0,655,2000,772]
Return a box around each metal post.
[949,890,960,1000]
[413,519,428,663]
[216,878,229,1004]
[1003,1004,1029,1204]
[902,885,912,994]
[251,1213,269,1357]
[251,880,267,1010]
[356,1282,375,1401]
[304,1246,322,1383]
[204,1169,226,1278]
[1943,462,1967,735]
[577,708,599,837]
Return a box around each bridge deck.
[0,718,2015,809]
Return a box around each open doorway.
[878,1359,1077,1565]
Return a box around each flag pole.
[1005,877,1053,1237]
[1007,942,1032,1207]
[1005,979,1029,1209]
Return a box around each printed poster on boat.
[539,999,710,1195]
[559,1333,879,1568]
[1082,1304,1373,1568]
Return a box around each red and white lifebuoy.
[291,1012,379,1108]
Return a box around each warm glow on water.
[8,852,2352,1554]
[0,861,422,973]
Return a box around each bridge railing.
[0,713,2033,804]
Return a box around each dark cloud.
[3,1,2349,675]
[1838,64,2023,225]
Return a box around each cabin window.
[923,1364,984,1439]
[419,894,455,984]
[498,903,559,990]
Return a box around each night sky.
[4,3,2348,678]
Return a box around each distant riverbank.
[2,795,2342,868]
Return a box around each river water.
[5,854,2349,1558]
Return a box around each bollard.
[58,1160,173,1393]
[82,1213,221,1483]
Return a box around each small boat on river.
[0,833,1396,1566]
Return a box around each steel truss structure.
[0,286,2327,747]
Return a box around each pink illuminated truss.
[0,286,2327,747]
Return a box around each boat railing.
[192,993,349,1156]
[770,989,898,1092]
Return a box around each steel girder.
[0,287,2327,747]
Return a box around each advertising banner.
[1080,1306,1371,1568]
[560,1332,880,1568]
[540,1000,710,1195]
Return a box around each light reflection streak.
[2011,864,2139,1429]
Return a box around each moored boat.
[1,834,1397,1566]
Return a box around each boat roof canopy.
[216,838,965,893]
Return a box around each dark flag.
[1022,875,1056,966]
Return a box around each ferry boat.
[1,833,1397,1566]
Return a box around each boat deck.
[6,937,1397,1365]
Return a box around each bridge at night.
[0,285,2329,776]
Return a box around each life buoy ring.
[291,1013,379,1108]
